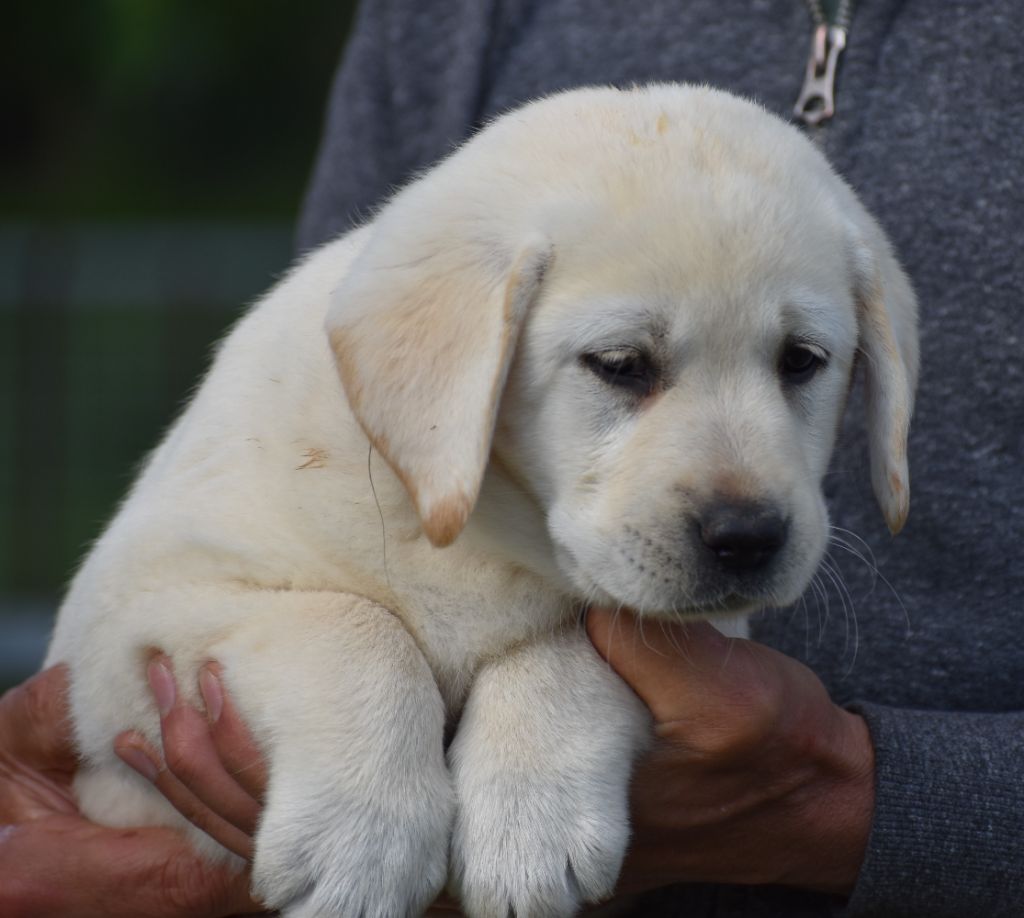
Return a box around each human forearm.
[841,704,1024,918]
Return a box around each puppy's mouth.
[565,557,766,621]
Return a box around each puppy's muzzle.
[698,499,789,575]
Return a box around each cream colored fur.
[46,85,917,918]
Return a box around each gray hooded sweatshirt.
[297,1,1024,914]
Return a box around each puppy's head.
[328,85,918,618]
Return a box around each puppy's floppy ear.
[327,213,552,548]
[850,219,920,535]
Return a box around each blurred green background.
[1,1,358,687]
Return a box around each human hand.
[113,657,268,862]
[587,608,874,897]
[0,664,261,918]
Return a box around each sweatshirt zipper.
[793,0,855,126]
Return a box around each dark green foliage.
[0,3,357,662]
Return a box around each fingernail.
[199,667,223,723]
[147,658,176,717]
[117,745,159,782]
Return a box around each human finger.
[197,663,269,802]
[151,658,263,834]
[112,656,259,857]
[114,727,256,861]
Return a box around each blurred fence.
[0,220,294,687]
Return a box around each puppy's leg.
[449,629,650,918]
[212,593,454,918]
[69,590,453,918]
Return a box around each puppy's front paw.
[450,765,630,918]
[252,777,453,918]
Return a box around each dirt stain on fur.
[296,447,329,470]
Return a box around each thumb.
[0,664,79,770]
[586,607,734,722]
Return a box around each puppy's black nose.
[699,501,788,572]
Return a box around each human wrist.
[777,706,875,895]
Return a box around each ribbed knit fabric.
[843,704,1024,917]
[296,2,1024,914]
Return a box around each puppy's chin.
[584,588,760,622]
[557,555,748,619]
[645,595,761,622]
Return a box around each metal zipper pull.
[794,22,848,126]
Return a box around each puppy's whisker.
[576,602,589,635]
[676,618,697,668]
[807,569,830,645]
[655,615,687,659]
[719,624,738,674]
[627,612,643,669]
[603,601,628,674]
[827,533,880,592]
[662,611,687,657]
[786,589,812,658]
[656,617,669,652]
[820,555,859,671]
[610,601,626,659]
[796,592,812,658]
[829,525,879,574]
[827,528,912,638]
[637,615,662,659]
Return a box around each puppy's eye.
[581,348,656,396]
[780,342,827,384]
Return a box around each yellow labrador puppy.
[46,84,917,917]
